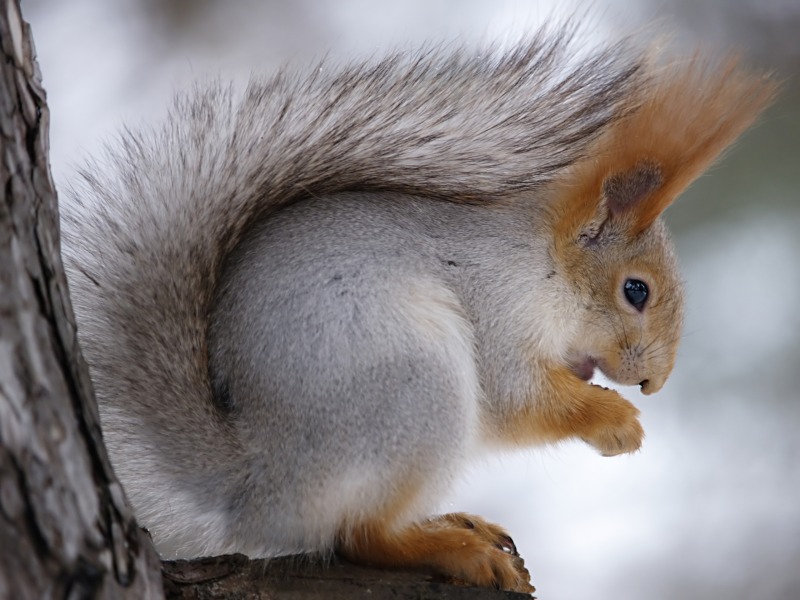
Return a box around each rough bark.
[0,1,163,597]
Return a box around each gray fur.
[60,28,654,557]
[208,193,558,554]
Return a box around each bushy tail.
[61,26,648,474]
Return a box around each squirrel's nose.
[639,376,665,395]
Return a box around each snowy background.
[24,1,800,598]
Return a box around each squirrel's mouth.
[569,354,655,393]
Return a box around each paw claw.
[496,534,518,556]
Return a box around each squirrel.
[59,25,774,594]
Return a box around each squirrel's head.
[555,162,684,394]
[547,56,776,394]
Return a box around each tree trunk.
[0,1,164,597]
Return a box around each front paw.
[582,387,644,456]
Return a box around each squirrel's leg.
[497,364,644,456]
[337,502,535,593]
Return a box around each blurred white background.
[24,1,800,598]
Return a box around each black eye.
[624,279,648,311]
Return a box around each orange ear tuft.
[550,54,777,244]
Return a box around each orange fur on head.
[550,55,777,241]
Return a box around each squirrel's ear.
[550,55,777,245]
[576,162,665,245]
[602,161,663,225]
